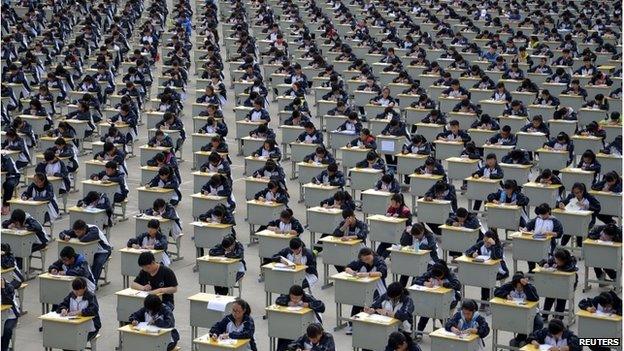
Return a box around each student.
[320,191,356,211]
[344,248,388,335]
[436,120,471,142]
[127,219,170,265]
[335,112,362,134]
[486,179,529,227]
[201,173,236,210]
[94,141,128,175]
[145,198,183,239]
[527,319,581,351]
[131,252,178,309]
[414,157,446,177]
[252,159,286,181]
[59,220,112,285]
[487,125,517,146]
[55,277,101,343]
[1,154,20,213]
[266,210,305,236]
[209,235,245,295]
[401,134,431,155]
[376,194,412,258]
[48,246,96,292]
[375,173,401,193]
[255,180,289,205]
[444,299,490,346]
[540,249,578,320]
[586,224,622,284]
[273,238,318,289]
[288,323,336,351]
[424,180,459,217]
[147,129,174,149]
[522,203,564,272]
[579,290,622,316]
[501,149,532,165]
[275,285,326,350]
[365,282,414,332]
[346,129,377,150]
[576,149,602,178]
[413,261,461,337]
[21,172,59,223]
[209,299,257,351]
[303,146,335,164]
[494,272,544,347]
[471,153,504,210]
[129,294,179,351]
[398,223,438,286]
[35,149,71,194]
[465,230,509,308]
[199,152,232,180]
[355,150,386,171]
[2,129,30,169]
[312,163,346,187]
[252,139,281,161]
[296,121,323,144]
[1,209,51,268]
[557,182,601,246]
[543,132,575,164]
[1,276,19,351]
[146,166,182,206]
[90,161,129,204]
[520,115,550,135]
[332,209,369,245]
[384,331,421,351]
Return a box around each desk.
[430,327,481,351]
[318,236,363,288]
[193,335,250,351]
[262,263,307,307]
[456,255,501,303]
[465,177,500,209]
[192,133,217,153]
[579,108,608,126]
[484,203,522,230]
[244,156,270,176]
[351,312,400,351]
[1,229,38,279]
[368,215,408,249]
[38,273,74,314]
[85,160,107,179]
[306,207,344,248]
[388,247,430,281]
[244,177,270,201]
[589,190,622,218]
[329,131,357,151]
[192,171,218,194]
[192,194,228,219]
[509,232,553,273]
[119,248,164,288]
[137,187,174,211]
[289,143,319,178]
[396,154,427,179]
[302,183,340,208]
[40,312,94,351]
[438,224,481,261]
[548,119,578,139]
[414,123,445,142]
[280,126,305,157]
[331,272,380,330]
[408,174,443,210]
[490,297,540,350]
[446,157,480,181]
[188,294,236,340]
[82,180,119,207]
[115,288,156,324]
[576,310,622,343]
[483,144,515,163]
[339,147,370,174]
[266,304,316,350]
[376,135,404,156]
[532,267,576,324]
[349,168,383,192]
[56,239,98,266]
[141,166,160,185]
[297,163,327,189]
[597,153,622,174]
[7,199,48,225]
[361,189,393,218]
[408,285,454,331]
[256,230,297,259]
[118,324,172,351]
[433,140,464,161]
[247,200,286,240]
[582,239,622,292]
[500,163,532,184]
[417,199,452,224]
[522,182,561,208]
[140,145,171,166]
[193,222,235,258]
[240,136,265,157]
[0,150,20,162]
[516,132,548,152]
[468,129,497,147]
[572,135,604,155]
[197,255,241,293]
[552,208,593,239]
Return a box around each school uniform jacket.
[303,152,335,165]
[578,291,622,315]
[425,183,458,212]
[2,215,50,247]
[526,328,581,351]
[22,182,59,219]
[209,241,246,271]
[445,311,490,339]
[35,159,71,191]
[494,281,539,301]
[445,213,481,230]
[333,220,368,240]
[346,257,388,295]
[129,305,180,344]
[148,175,182,203]
[312,170,346,187]
[48,254,96,291]
[355,158,386,171]
[414,270,462,302]
[296,130,324,144]
[402,142,432,154]
[400,231,439,262]
[210,315,257,351]
[370,293,414,324]
[465,241,509,277]
[319,197,356,212]
[267,218,305,236]
[56,290,101,330]
[375,179,400,193]
[254,189,289,205]
[59,225,112,254]
[472,165,504,179]
[289,332,335,351]
[91,170,129,197]
[272,247,317,277]
[275,292,325,322]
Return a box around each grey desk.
[577,310,622,348]
[433,140,464,161]
[339,147,370,173]
[188,293,235,340]
[500,163,532,185]
[192,194,228,219]
[40,313,94,351]
[349,168,383,192]
[245,177,270,201]
[1,229,38,279]
[193,172,217,194]
[38,273,75,314]
[396,154,428,180]
[368,215,408,249]
[483,144,515,163]
[118,324,172,351]
[409,174,444,212]
[536,148,569,171]
[361,190,393,218]
[197,256,241,293]
[266,305,316,351]
[115,288,152,324]
[582,239,622,292]
[484,203,522,231]
[256,230,297,259]
[351,312,400,351]
[523,182,561,208]
[192,222,235,258]
[465,177,500,210]
[589,191,622,218]
[331,272,380,330]
[388,247,430,281]
[455,255,501,303]
[56,239,98,266]
[532,267,576,324]
[430,327,481,351]
[490,297,540,351]
[552,208,593,241]
[306,207,345,248]
[416,199,452,225]
[119,248,164,289]
[303,183,340,208]
[137,187,174,212]
[262,263,307,307]
[516,132,548,152]
[247,200,285,240]
[446,157,480,182]
[509,232,554,273]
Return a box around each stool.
[113,199,129,222]
[168,233,184,261]
[86,333,100,351]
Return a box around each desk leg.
[299,183,303,202]
[200,284,206,293]
[309,232,316,251]
[25,256,32,280]
[583,266,590,293]
[322,264,333,289]
[334,303,342,331]
[290,161,296,180]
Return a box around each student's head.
[358,247,375,265]
[105,161,118,176]
[430,261,449,279]
[72,220,89,238]
[410,223,426,241]
[315,146,327,158]
[366,151,378,162]
[390,193,404,208]
[152,199,167,213]
[553,248,573,267]
[502,179,518,195]
[511,272,527,291]
[231,299,251,320]
[534,203,552,219]
[288,284,305,304]
[460,299,479,321]
[144,294,163,313]
[289,237,304,255]
[556,132,570,144]
[531,115,543,127]
[8,209,26,226]
[483,230,500,247]
[280,208,294,223]
[265,159,277,172]
[303,121,315,133]
[33,172,47,187]
[604,171,620,186]
[595,292,615,310]
[158,166,172,181]
[571,182,587,199]
[547,319,565,338]
[449,119,460,133]
[43,149,56,163]
[71,277,88,297]
[59,246,77,266]
[326,163,338,176]
[386,331,412,351]
[342,209,355,222]
[381,173,394,185]
[485,153,497,167]
[386,282,404,302]
[221,235,236,250]
[581,149,596,164]
[137,251,159,274]
[147,219,160,237]
[305,323,325,344]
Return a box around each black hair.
[535,203,551,215]
[461,299,478,312]
[289,284,304,296]
[72,220,88,231]
[289,237,304,250]
[144,294,162,312]
[137,251,156,266]
[71,277,87,290]
[59,246,76,259]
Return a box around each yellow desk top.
[447,157,481,164]
[576,309,623,321]
[265,304,313,315]
[396,153,428,160]
[39,312,94,324]
[191,221,234,229]
[407,284,453,294]
[192,171,218,176]
[262,262,307,272]
[489,297,539,309]
[350,312,400,326]
[188,293,237,303]
[362,189,393,196]
[348,167,384,173]
[485,203,521,210]
[430,328,480,342]
[516,131,547,136]
[1,267,15,274]
[1,305,11,312]
[533,267,576,276]
[307,206,343,214]
[140,145,171,151]
[246,199,284,207]
[388,246,431,256]
[138,186,174,193]
[302,183,340,190]
[118,324,172,336]
[417,198,452,205]
[245,177,270,183]
[483,144,515,149]
[522,182,562,190]
[119,247,164,255]
[455,255,501,266]
[559,167,594,175]
[114,288,162,298]
[588,190,621,197]
[318,235,362,245]
[367,214,409,224]
[82,180,119,187]
[331,271,380,283]
[583,238,623,248]
[59,238,98,246]
[193,336,250,348]
[197,255,241,264]
[191,193,227,200]
[85,159,108,165]
[500,162,532,169]
[597,152,622,159]
[509,231,553,241]
[552,208,593,216]
[465,176,501,183]
[433,140,464,145]
[1,228,35,235]
[7,199,48,205]
[298,161,329,168]
[255,229,298,238]
[408,173,444,180]
[340,146,371,152]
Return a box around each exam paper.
[218,339,237,345]
[380,140,395,153]
[366,313,393,323]
[207,298,229,312]
[135,291,149,298]
[539,345,552,351]
[475,255,491,261]
[46,312,72,320]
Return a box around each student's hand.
[364,306,375,314]
[586,306,597,313]
[507,294,513,300]
[143,284,152,291]
[520,277,529,285]
[491,200,499,204]
[258,197,265,202]
[472,252,478,258]
[267,226,278,232]
[132,244,140,249]
[531,341,540,347]
[50,268,59,275]
[424,196,433,201]
[451,327,461,335]
[424,281,433,288]
[68,310,79,316]
[452,221,461,227]
[356,272,368,278]
[322,203,329,208]
[21,196,28,200]
[60,309,68,316]
[219,333,229,340]
[131,320,138,326]
[91,175,98,180]
[558,203,566,210]
[467,328,478,334]
[57,271,66,276]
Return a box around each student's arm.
[475,315,490,338]
[55,293,72,313]
[80,293,99,317]
[228,317,255,339]
[153,308,175,328]
[128,307,146,324]
[393,297,414,322]
[306,294,325,313]
[493,283,512,299]
[153,234,168,250]
[523,284,540,301]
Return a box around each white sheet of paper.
[135,291,149,298]
[476,255,491,261]
[380,140,395,152]
[539,345,552,351]
[46,312,71,320]
[207,298,229,312]
[218,339,237,345]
